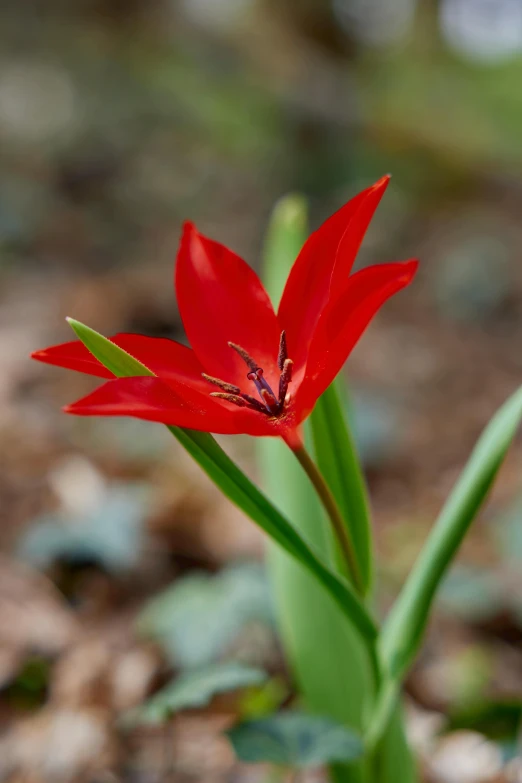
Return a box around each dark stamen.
[209,337,294,417]
[228,342,259,372]
[240,393,271,414]
[277,330,288,371]
[202,373,241,394]
[279,358,293,403]
[210,392,247,408]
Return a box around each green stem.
[365,679,399,752]
[292,445,364,595]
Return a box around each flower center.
[202,331,293,416]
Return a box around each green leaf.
[310,379,373,594]
[261,195,417,783]
[67,318,154,377]
[447,700,522,743]
[171,427,378,645]
[261,193,308,309]
[382,383,522,682]
[66,319,377,644]
[227,712,364,768]
[138,563,272,668]
[18,483,149,574]
[127,662,267,725]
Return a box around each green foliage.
[227,712,364,769]
[240,677,289,719]
[360,42,522,170]
[260,194,417,782]
[19,483,149,573]
[4,656,50,711]
[127,662,267,725]
[447,700,522,745]
[381,383,522,681]
[67,318,377,644]
[67,318,153,377]
[363,383,522,752]
[310,380,373,594]
[138,563,272,668]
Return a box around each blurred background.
[1,0,522,780]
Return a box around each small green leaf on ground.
[127,662,267,725]
[18,483,149,573]
[227,711,364,768]
[137,562,273,668]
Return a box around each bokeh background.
[1,0,522,780]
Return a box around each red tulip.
[32,176,417,450]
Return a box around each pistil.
[229,342,279,413]
[203,332,293,416]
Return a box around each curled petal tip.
[404,258,420,278]
[373,174,391,190]
[63,401,88,415]
[181,220,197,237]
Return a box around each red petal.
[64,376,242,432]
[176,223,282,391]
[32,341,114,378]
[64,374,299,440]
[32,334,207,387]
[278,176,390,373]
[299,259,418,408]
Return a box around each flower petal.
[299,259,418,408]
[64,376,241,431]
[32,333,208,388]
[64,374,299,441]
[278,176,390,373]
[32,341,114,378]
[176,223,282,391]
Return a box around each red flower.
[32,176,417,450]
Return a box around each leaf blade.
[382,383,522,681]
[261,193,417,783]
[310,379,373,594]
[66,319,378,644]
[227,712,364,768]
[128,662,267,725]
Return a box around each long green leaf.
[263,198,373,594]
[67,318,377,644]
[261,434,377,783]
[262,193,308,306]
[310,380,373,594]
[382,383,522,681]
[261,194,417,783]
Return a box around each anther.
[260,388,279,414]
[228,342,259,372]
[240,393,270,414]
[278,358,293,404]
[202,374,241,395]
[277,331,288,371]
[210,392,247,408]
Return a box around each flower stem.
[292,445,364,594]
